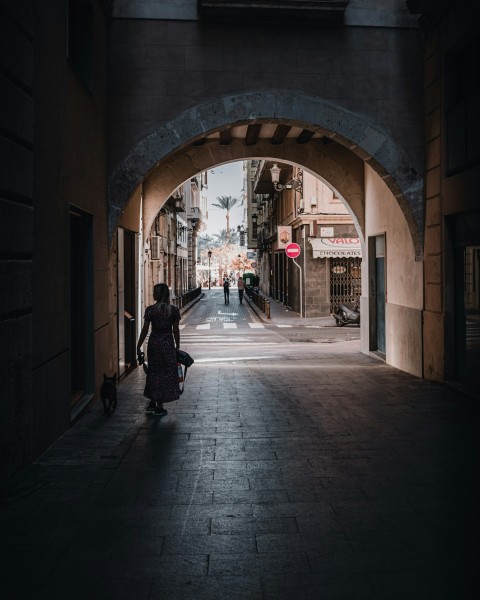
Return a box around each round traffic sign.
[285,243,301,258]
[250,262,257,268]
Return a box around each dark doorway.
[454,242,480,394]
[368,235,386,355]
[446,211,480,398]
[330,257,362,313]
[118,227,138,378]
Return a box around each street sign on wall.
[277,226,292,249]
[285,243,301,259]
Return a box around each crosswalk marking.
[192,322,266,330]
[188,321,295,330]
[183,321,334,331]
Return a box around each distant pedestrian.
[223,277,230,304]
[237,275,245,304]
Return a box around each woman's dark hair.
[153,283,171,314]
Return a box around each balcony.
[165,194,185,214]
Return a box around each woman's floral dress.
[144,303,181,403]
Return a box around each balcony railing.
[171,286,202,309]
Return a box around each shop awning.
[309,237,362,258]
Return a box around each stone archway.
[140,138,365,246]
[108,91,424,257]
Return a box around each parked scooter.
[333,300,360,327]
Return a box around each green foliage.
[211,195,242,212]
[242,272,257,287]
[214,228,239,245]
[210,195,242,241]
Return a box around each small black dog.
[100,373,117,415]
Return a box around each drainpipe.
[303,224,307,318]
[138,185,145,342]
[292,257,303,318]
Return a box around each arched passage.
[112,91,424,381]
[108,91,424,258]
[141,139,365,245]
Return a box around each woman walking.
[237,275,245,304]
[136,283,181,416]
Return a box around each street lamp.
[237,254,244,275]
[270,163,303,193]
[237,224,246,247]
[251,212,258,239]
[207,249,212,290]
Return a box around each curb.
[180,292,205,317]
[244,292,269,323]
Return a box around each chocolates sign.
[309,237,362,258]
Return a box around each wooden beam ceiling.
[246,124,262,145]
[271,124,291,145]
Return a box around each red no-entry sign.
[285,243,301,258]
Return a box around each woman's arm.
[137,320,150,353]
[173,320,180,350]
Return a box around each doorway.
[454,243,480,394]
[368,234,386,355]
[118,227,138,379]
[329,257,362,313]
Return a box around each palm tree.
[214,228,239,245]
[197,234,215,250]
[211,195,241,242]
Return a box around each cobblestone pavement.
[1,291,479,599]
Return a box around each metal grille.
[330,257,362,313]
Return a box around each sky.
[204,161,245,236]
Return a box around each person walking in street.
[223,276,230,304]
[136,283,181,416]
[237,275,245,304]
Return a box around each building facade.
[247,160,361,317]
[2,0,478,485]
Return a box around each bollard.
[265,299,271,319]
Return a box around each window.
[446,37,480,175]
[67,0,93,91]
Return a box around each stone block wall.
[0,0,34,484]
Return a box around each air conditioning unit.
[150,236,161,260]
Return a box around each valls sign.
[309,237,362,259]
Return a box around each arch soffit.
[142,139,365,244]
[109,91,424,257]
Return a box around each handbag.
[176,350,194,394]
[176,350,194,368]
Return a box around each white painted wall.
[364,166,424,377]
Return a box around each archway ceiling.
[110,92,424,257]
[142,133,365,245]
[194,123,321,146]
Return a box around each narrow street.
[1,292,479,599]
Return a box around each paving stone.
[1,295,479,598]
